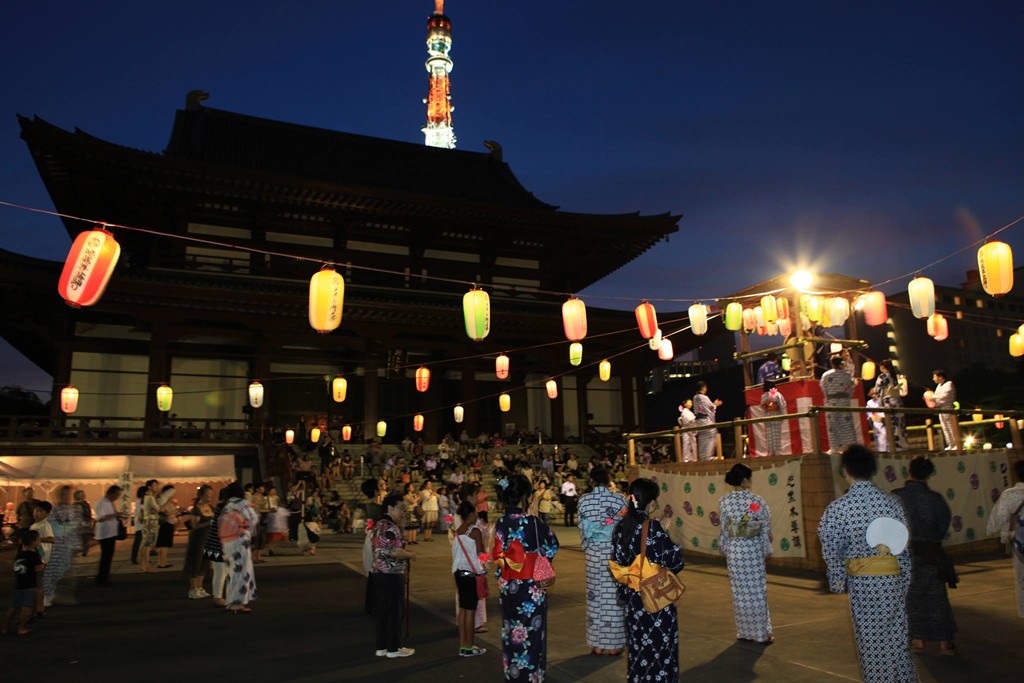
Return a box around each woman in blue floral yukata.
[493,474,559,682]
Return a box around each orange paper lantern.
[415,366,431,392]
[635,301,659,339]
[285,429,295,444]
[58,227,121,307]
[863,292,887,326]
[341,425,352,441]
[413,414,424,432]
[1009,333,1024,358]
[776,297,790,321]
[562,297,588,341]
[927,313,948,341]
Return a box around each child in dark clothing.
[3,529,42,635]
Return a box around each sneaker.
[196,589,211,598]
[43,597,53,608]
[386,648,415,658]
[188,589,202,600]
[375,649,388,657]
[459,646,486,657]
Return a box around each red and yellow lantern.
[413,414,424,432]
[58,227,121,307]
[341,425,352,441]
[635,301,659,339]
[308,265,345,333]
[495,354,510,380]
[978,241,1014,297]
[415,366,431,393]
[776,297,790,321]
[562,297,588,342]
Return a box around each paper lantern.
[724,302,743,331]
[415,366,431,393]
[828,297,850,327]
[248,381,264,408]
[777,317,792,338]
[995,415,1005,429]
[1018,323,1024,337]
[495,354,510,380]
[742,309,756,333]
[499,393,511,412]
[658,338,674,361]
[599,359,611,382]
[972,411,983,423]
[689,304,708,336]
[58,227,121,307]
[332,376,348,403]
[376,421,387,438]
[767,321,779,337]
[830,342,843,354]
[908,276,935,319]
[60,386,79,414]
[454,404,464,423]
[923,390,936,409]
[781,356,791,371]
[341,425,352,441]
[760,296,778,323]
[1010,333,1024,358]
[310,427,321,443]
[648,329,662,350]
[308,266,345,333]
[635,301,659,339]
[156,384,173,412]
[803,295,823,322]
[927,313,948,341]
[863,292,887,326]
[754,305,766,329]
[562,297,588,341]
[413,414,424,432]
[800,312,812,331]
[546,380,558,399]
[861,361,876,381]
[776,297,790,321]
[569,342,583,366]
[978,241,1013,297]
[463,288,490,341]
[285,429,295,445]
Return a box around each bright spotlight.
[791,270,814,290]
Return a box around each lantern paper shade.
[830,343,843,354]
[310,427,321,443]
[415,366,431,392]
[863,292,888,326]
[781,356,791,371]
[599,359,611,382]
[978,241,1014,297]
[376,421,387,438]
[777,317,792,338]
[285,429,295,444]
[927,313,948,341]
[562,297,588,341]
[689,304,708,336]
[724,302,742,331]
[754,305,766,329]
[776,297,790,321]
[658,338,674,361]
[332,376,348,403]
[569,342,583,366]
[413,414,424,432]
[495,354,510,380]
[635,301,659,339]
[803,295,823,322]
[648,329,662,350]
[1010,333,1024,358]
[861,361,876,381]
[341,425,352,441]
[499,393,511,412]
[463,288,490,341]
[908,276,935,319]
[767,321,778,336]
[58,227,121,307]
[248,381,264,408]
[1019,323,1024,337]
[760,296,777,323]
[454,405,464,423]
[308,266,345,333]
[156,384,173,412]
[923,390,936,408]
[60,386,79,414]
[828,297,850,327]
[742,308,756,333]
[546,380,558,399]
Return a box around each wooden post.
[673,429,683,463]
[951,416,963,452]
[733,419,744,459]
[925,419,935,451]
[882,414,894,453]
[810,410,822,454]
[716,431,724,459]
[1009,418,1023,451]
[628,438,636,466]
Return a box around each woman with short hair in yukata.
[677,399,697,462]
[819,354,857,453]
[493,474,559,682]
[719,464,773,644]
[875,359,908,450]
[692,381,723,461]
[577,467,628,656]
[759,380,787,457]
[818,445,917,683]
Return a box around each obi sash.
[581,518,616,543]
[608,553,666,591]
[492,539,538,580]
[845,544,899,576]
[726,520,763,538]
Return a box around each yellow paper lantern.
[1010,333,1024,358]
[569,342,583,366]
[635,301,659,339]
[156,384,173,412]
[463,288,490,341]
[341,425,352,441]
[760,296,777,323]
[927,313,948,341]
[599,359,611,382]
[1018,323,1024,337]
[781,356,791,371]
[310,427,321,443]
[546,380,558,399]
[415,366,431,393]
[776,297,790,321]
[689,303,708,336]
[863,291,887,327]
[332,375,348,403]
[562,297,588,342]
[972,411,983,423]
[803,295,823,322]
[724,302,743,331]
[413,414,424,432]
[977,241,1014,297]
[658,338,674,361]
[285,429,295,445]
[248,381,264,408]
[57,227,121,307]
[308,266,345,333]
[60,386,79,414]
[499,393,511,412]
[907,276,935,319]
[495,354,510,380]
[376,421,387,438]
[454,404,464,423]
[861,361,876,381]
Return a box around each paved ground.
[1,526,1020,682]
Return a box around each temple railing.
[0,415,257,443]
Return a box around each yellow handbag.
[609,519,685,613]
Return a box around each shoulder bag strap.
[1011,500,1024,532]
[639,519,650,575]
[455,532,480,573]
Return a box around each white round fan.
[865,517,908,555]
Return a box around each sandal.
[606,649,623,656]
[910,639,925,654]
[591,648,604,656]
[939,642,956,656]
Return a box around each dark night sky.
[2,1,1023,393]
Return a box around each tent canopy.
[0,455,236,486]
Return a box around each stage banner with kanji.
[828,450,1012,546]
[639,460,807,558]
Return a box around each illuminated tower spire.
[422,0,456,149]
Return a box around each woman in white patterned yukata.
[719,464,773,644]
[759,380,787,457]
[677,400,697,462]
[818,445,918,683]
[493,474,559,682]
[692,381,722,461]
[875,359,908,450]
[218,482,261,613]
[820,355,857,453]
[577,467,628,655]
[612,478,684,683]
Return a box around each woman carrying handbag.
[493,475,559,682]
[452,501,487,658]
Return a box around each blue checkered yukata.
[718,489,772,642]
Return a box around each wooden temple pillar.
[363,352,379,442]
[576,372,590,444]
[144,328,170,437]
[251,337,272,434]
[49,340,74,422]
[620,368,637,432]
[461,356,478,436]
[550,374,565,443]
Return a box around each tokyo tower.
[422,0,456,149]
